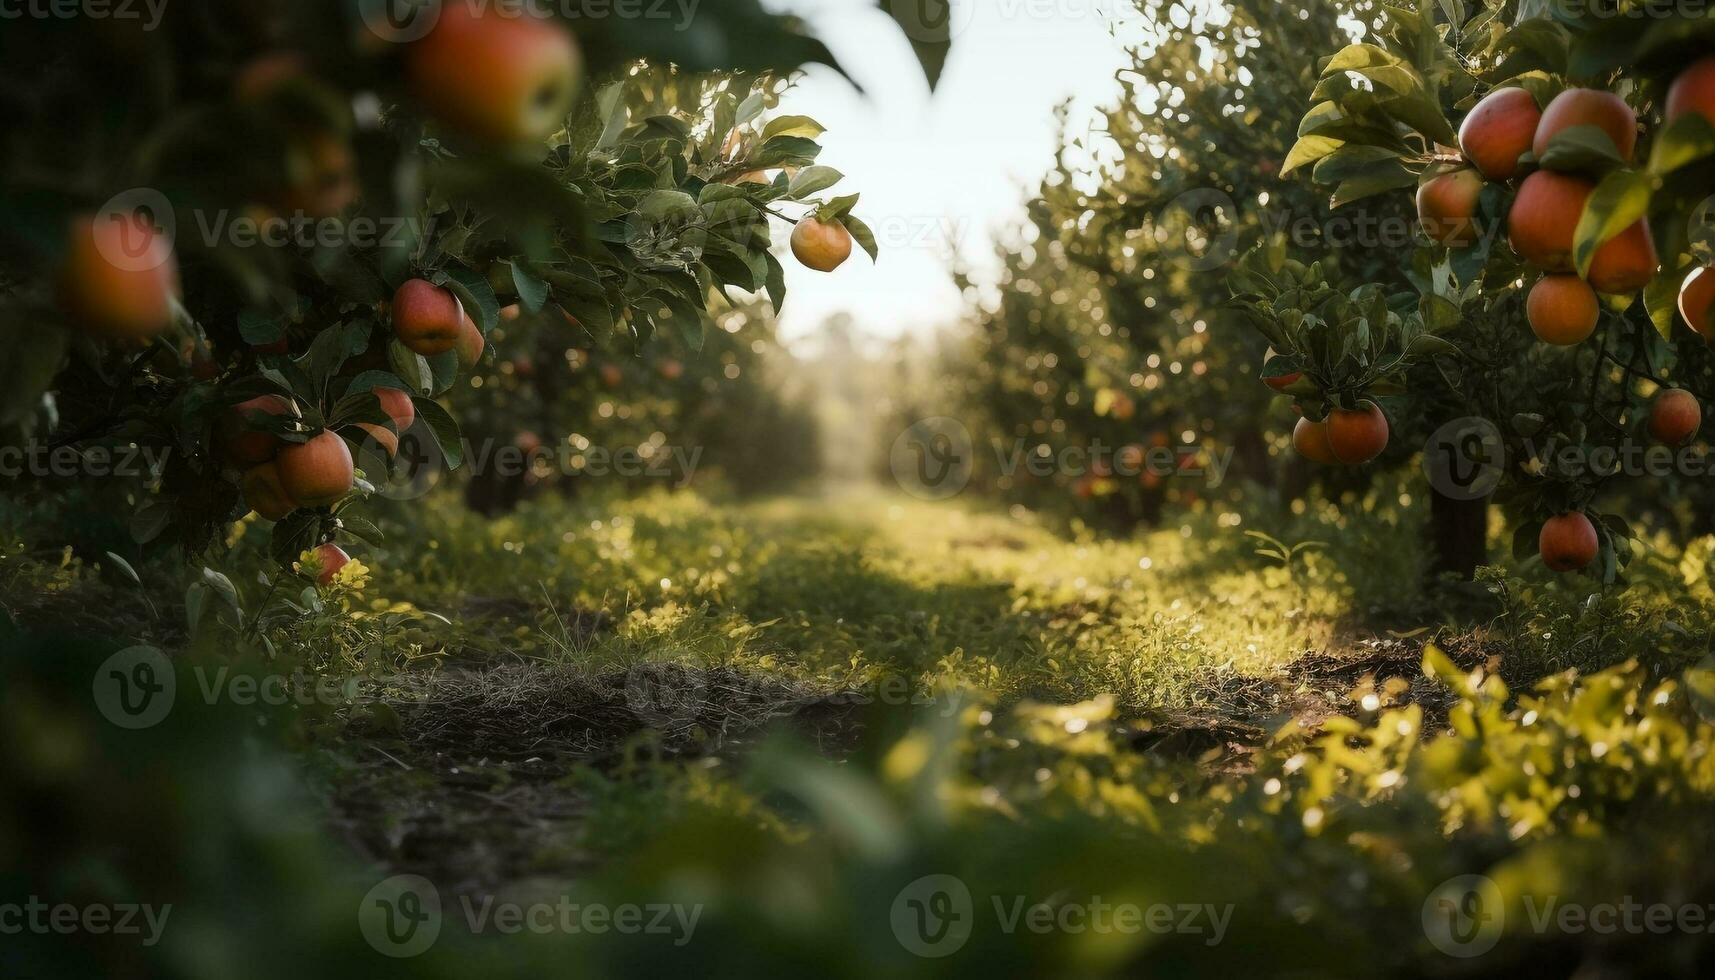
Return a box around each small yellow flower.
[330,558,371,592]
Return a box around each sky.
[765,0,1139,342]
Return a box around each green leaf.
[270,511,320,567]
[883,1,953,89]
[764,252,787,313]
[426,349,460,397]
[595,82,628,150]
[1405,333,1461,358]
[787,165,845,198]
[302,320,370,396]
[1537,124,1626,176]
[1420,294,1462,333]
[701,245,763,292]
[819,194,860,221]
[1382,90,1456,145]
[388,340,433,396]
[130,501,172,545]
[1311,145,1409,183]
[753,136,822,169]
[327,390,388,429]
[1322,44,1423,96]
[638,114,693,142]
[344,370,408,400]
[510,263,550,314]
[1644,266,1682,341]
[200,567,242,618]
[1421,643,1468,690]
[1329,161,1417,208]
[699,183,749,205]
[557,289,615,336]
[1685,657,1715,725]
[340,516,386,546]
[1494,18,1571,77]
[438,265,500,334]
[706,92,737,156]
[1298,101,1351,139]
[1648,112,1715,175]
[1281,135,1345,176]
[735,91,766,127]
[237,308,286,345]
[1573,170,1652,278]
[651,290,706,351]
[762,115,826,141]
[411,397,464,470]
[842,213,879,263]
[103,551,143,587]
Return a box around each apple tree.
[0,2,935,584]
[938,0,1415,526]
[1236,0,1715,581]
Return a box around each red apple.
[310,542,351,586]
[1533,88,1637,165]
[392,279,463,356]
[1665,56,1715,129]
[276,430,354,507]
[241,461,296,522]
[1539,512,1599,572]
[1459,87,1541,181]
[218,394,295,466]
[58,211,180,337]
[455,313,486,369]
[1416,169,1485,247]
[406,3,582,145]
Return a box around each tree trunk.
[463,458,526,516]
[1429,488,1489,580]
[1230,426,1270,487]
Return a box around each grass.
[220,484,1452,896]
[9,485,1715,975]
[330,483,1451,715]
[17,478,1706,728]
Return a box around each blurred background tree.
[896,0,1412,529]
